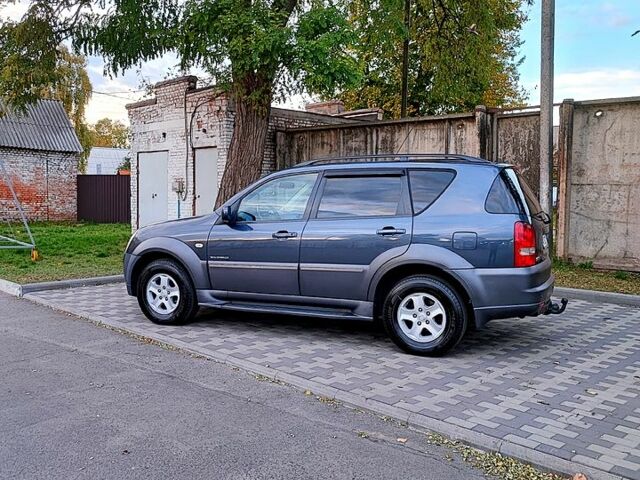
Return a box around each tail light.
[514,221,536,267]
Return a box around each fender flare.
[367,243,475,302]
[131,237,210,290]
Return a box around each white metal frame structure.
[0,158,36,250]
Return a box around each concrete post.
[474,105,490,159]
[539,0,555,243]
[556,99,574,259]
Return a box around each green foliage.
[614,270,630,281]
[341,0,530,118]
[0,1,60,113]
[42,46,93,171]
[1,0,360,110]
[577,260,594,270]
[0,6,93,168]
[88,118,130,149]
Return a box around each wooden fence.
[77,175,130,223]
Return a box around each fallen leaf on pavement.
[397,437,408,444]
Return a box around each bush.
[614,270,630,280]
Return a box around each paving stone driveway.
[28,284,640,479]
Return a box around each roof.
[0,99,83,153]
[294,153,493,168]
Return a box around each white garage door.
[195,147,219,215]
[138,151,168,227]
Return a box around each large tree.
[341,0,529,118]
[0,0,360,205]
[88,118,130,149]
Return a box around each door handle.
[376,227,406,236]
[272,230,298,239]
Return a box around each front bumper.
[123,252,138,296]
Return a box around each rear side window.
[485,172,520,214]
[409,170,455,213]
[317,176,404,218]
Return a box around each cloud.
[524,69,640,105]
[0,2,27,20]
[600,3,633,28]
[555,69,640,101]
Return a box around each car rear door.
[299,169,412,300]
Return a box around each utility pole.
[539,0,555,238]
[400,0,410,118]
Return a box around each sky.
[2,0,640,124]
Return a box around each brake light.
[514,221,536,267]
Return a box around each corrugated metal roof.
[0,99,83,153]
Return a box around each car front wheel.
[382,275,468,356]
[137,258,198,325]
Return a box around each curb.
[0,275,124,298]
[22,292,626,480]
[555,286,640,308]
[0,278,22,297]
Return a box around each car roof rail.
[293,153,493,168]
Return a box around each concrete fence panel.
[558,97,640,271]
[495,112,541,198]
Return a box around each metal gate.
[77,175,131,223]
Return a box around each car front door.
[207,172,318,296]
[299,169,412,301]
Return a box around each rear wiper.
[532,211,551,224]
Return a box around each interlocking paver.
[28,284,640,479]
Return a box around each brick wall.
[0,148,78,221]
[127,76,354,230]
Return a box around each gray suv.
[124,154,567,356]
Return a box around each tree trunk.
[215,88,271,208]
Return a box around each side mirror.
[221,205,236,224]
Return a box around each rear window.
[316,176,404,218]
[409,170,455,213]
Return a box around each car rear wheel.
[137,258,198,325]
[382,275,467,356]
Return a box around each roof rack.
[294,153,491,167]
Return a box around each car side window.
[409,169,455,214]
[236,173,318,222]
[316,175,406,219]
[485,172,521,214]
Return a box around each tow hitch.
[544,298,568,315]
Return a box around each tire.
[382,275,468,356]
[136,258,199,325]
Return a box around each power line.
[93,90,144,100]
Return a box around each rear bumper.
[454,258,556,328]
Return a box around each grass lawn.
[0,223,130,284]
[553,260,640,296]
